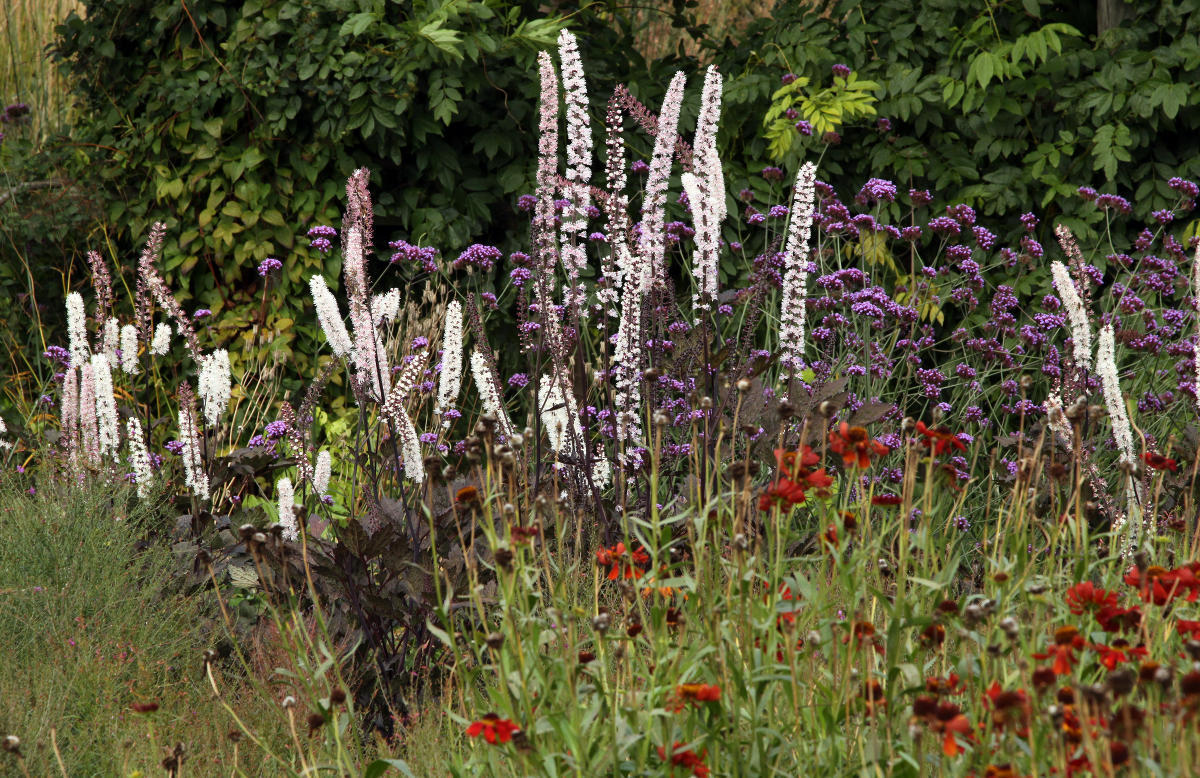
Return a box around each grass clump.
[0,480,281,776]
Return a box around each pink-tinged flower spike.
[309,275,353,359]
[600,93,628,318]
[695,65,725,224]
[101,318,120,364]
[150,322,172,356]
[393,348,429,399]
[276,476,297,540]
[276,403,314,486]
[539,366,610,490]
[86,250,114,322]
[313,450,332,495]
[78,362,100,467]
[119,324,140,375]
[470,349,514,440]
[1052,225,1093,371]
[178,383,210,501]
[1096,323,1142,555]
[198,349,232,425]
[533,51,560,283]
[613,243,646,459]
[343,226,388,402]
[779,161,818,382]
[683,169,720,317]
[680,67,725,317]
[90,354,119,458]
[1096,324,1133,467]
[558,29,592,319]
[639,71,687,285]
[394,407,424,484]
[126,416,153,498]
[370,288,400,326]
[137,223,200,360]
[66,292,89,369]
[435,300,464,422]
[378,383,424,483]
[344,167,374,252]
[60,367,80,464]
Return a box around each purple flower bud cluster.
[389,239,440,272]
[307,225,337,253]
[257,257,282,276]
[857,178,897,205]
[453,244,502,272]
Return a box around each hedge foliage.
[50,0,683,383]
[707,0,1200,242]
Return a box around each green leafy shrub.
[708,0,1200,245]
[52,0,569,380]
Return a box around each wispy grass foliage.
[0,0,80,143]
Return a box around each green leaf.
[364,759,418,778]
[339,12,377,38]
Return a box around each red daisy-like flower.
[1176,619,1200,640]
[668,683,721,711]
[983,682,1031,737]
[595,542,650,581]
[1089,641,1147,671]
[914,421,967,455]
[1125,563,1200,606]
[465,714,518,744]
[1032,625,1085,675]
[759,446,833,511]
[828,422,890,468]
[657,742,710,777]
[871,493,903,506]
[1065,581,1119,617]
[1142,451,1178,472]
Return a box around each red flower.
[776,584,802,628]
[1095,603,1142,633]
[758,478,809,511]
[466,714,518,744]
[914,421,966,455]
[871,493,902,506]
[925,673,964,696]
[759,446,833,511]
[669,683,721,711]
[828,422,889,468]
[1125,563,1200,606]
[983,682,1031,737]
[844,620,885,655]
[1089,641,1147,671]
[1176,619,1200,640]
[775,445,819,479]
[1142,451,1177,472]
[1065,581,1118,617]
[940,712,973,756]
[1032,625,1085,675]
[595,542,650,580]
[657,742,710,777]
